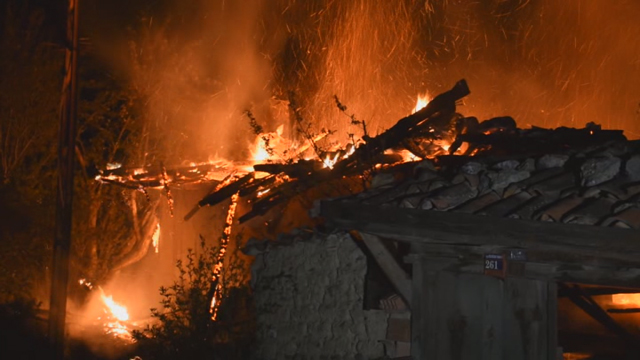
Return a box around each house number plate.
[484,254,506,277]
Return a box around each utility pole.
[49,0,79,359]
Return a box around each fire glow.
[209,192,240,321]
[611,293,640,307]
[152,223,160,254]
[98,287,133,341]
[413,93,430,114]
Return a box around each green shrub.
[132,238,254,360]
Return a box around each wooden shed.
[319,145,640,360]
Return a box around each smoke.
[84,0,640,167]
[68,0,640,352]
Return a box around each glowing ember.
[386,149,420,162]
[105,321,133,340]
[611,293,640,307]
[413,93,430,114]
[433,139,452,153]
[106,162,122,170]
[563,353,592,360]
[79,278,93,290]
[152,223,160,254]
[210,192,240,321]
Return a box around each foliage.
[0,1,160,304]
[132,238,254,360]
[0,2,63,303]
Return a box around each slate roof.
[340,138,640,230]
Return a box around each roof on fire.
[328,136,640,230]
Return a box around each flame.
[251,125,285,162]
[321,144,357,169]
[98,287,133,341]
[387,149,420,162]
[612,293,640,307]
[100,288,129,321]
[413,93,430,113]
[322,152,341,169]
[152,223,160,254]
[210,192,240,321]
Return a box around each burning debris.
[98,287,132,341]
[79,278,136,342]
[151,224,160,254]
[209,192,240,321]
[97,79,627,229]
[99,80,470,221]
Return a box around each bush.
[132,238,254,360]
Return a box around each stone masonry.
[252,232,388,360]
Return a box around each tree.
[0,1,63,303]
[0,0,161,304]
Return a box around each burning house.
[97,79,640,359]
[8,1,640,359]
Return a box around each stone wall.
[252,232,388,360]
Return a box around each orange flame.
[99,288,129,322]
[210,192,240,321]
[152,223,160,254]
[413,92,430,113]
[98,287,132,341]
[612,293,640,307]
[251,125,284,162]
[386,149,420,162]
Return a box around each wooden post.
[359,232,412,307]
[48,0,80,359]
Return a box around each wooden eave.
[320,199,640,287]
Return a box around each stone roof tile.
[476,191,534,218]
[429,182,478,210]
[561,198,616,226]
[601,207,640,229]
[534,195,584,222]
[452,191,502,214]
[342,140,640,230]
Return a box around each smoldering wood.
[183,173,254,220]
[253,160,319,177]
[333,80,469,174]
[238,174,278,197]
[226,80,471,222]
[450,123,627,156]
